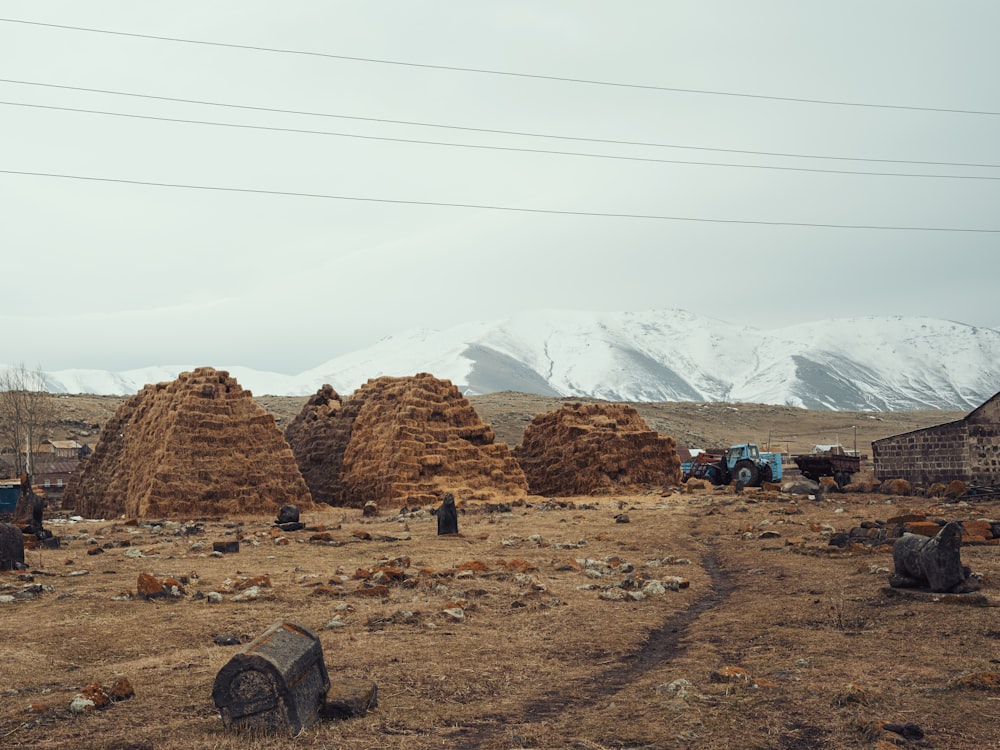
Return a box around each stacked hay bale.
[287,373,527,508]
[283,384,345,505]
[64,368,312,518]
[513,402,682,496]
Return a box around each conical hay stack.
[291,373,527,508]
[513,402,682,496]
[284,384,345,505]
[63,367,313,519]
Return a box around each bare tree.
[0,363,54,478]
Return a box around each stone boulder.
[890,521,980,593]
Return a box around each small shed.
[872,390,1000,486]
[38,440,87,459]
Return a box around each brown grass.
[8,393,989,749]
[2,486,998,749]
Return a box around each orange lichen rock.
[513,402,682,496]
[64,368,312,519]
[286,374,528,508]
[136,573,163,599]
[109,677,135,702]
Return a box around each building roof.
[873,389,999,447]
[966,389,1000,423]
[32,459,80,475]
[47,439,83,450]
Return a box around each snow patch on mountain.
[6,311,1000,411]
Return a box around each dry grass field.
[3,393,996,749]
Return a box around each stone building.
[872,390,1000,486]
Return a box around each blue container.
[0,484,20,514]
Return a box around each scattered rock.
[136,572,163,599]
[109,677,135,702]
[232,586,263,602]
[883,722,925,740]
[68,695,95,714]
[320,678,378,720]
[134,572,184,600]
[656,678,695,698]
[436,493,458,535]
[80,682,110,709]
[276,504,299,524]
[890,521,979,593]
[0,523,24,570]
[599,587,628,601]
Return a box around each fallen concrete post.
[212,621,330,735]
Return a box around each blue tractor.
[683,443,782,487]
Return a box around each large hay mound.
[64,368,312,518]
[286,374,528,508]
[513,402,682,496]
[283,384,345,505]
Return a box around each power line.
[4,78,999,170]
[2,169,997,233]
[5,100,998,182]
[2,17,998,117]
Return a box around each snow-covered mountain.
[16,311,1000,411]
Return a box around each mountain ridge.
[14,310,1000,411]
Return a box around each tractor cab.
[727,444,759,464]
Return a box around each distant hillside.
[19,310,1000,411]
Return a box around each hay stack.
[283,384,345,505]
[64,367,312,518]
[286,374,528,508]
[513,402,682,496]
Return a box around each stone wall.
[968,395,1000,486]
[873,420,969,484]
[872,392,1000,486]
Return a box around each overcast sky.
[3,2,998,374]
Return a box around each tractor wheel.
[834,472,849,488]
[760,464,773,484]
[732,460,759,487]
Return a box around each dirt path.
[451,541,733,747]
